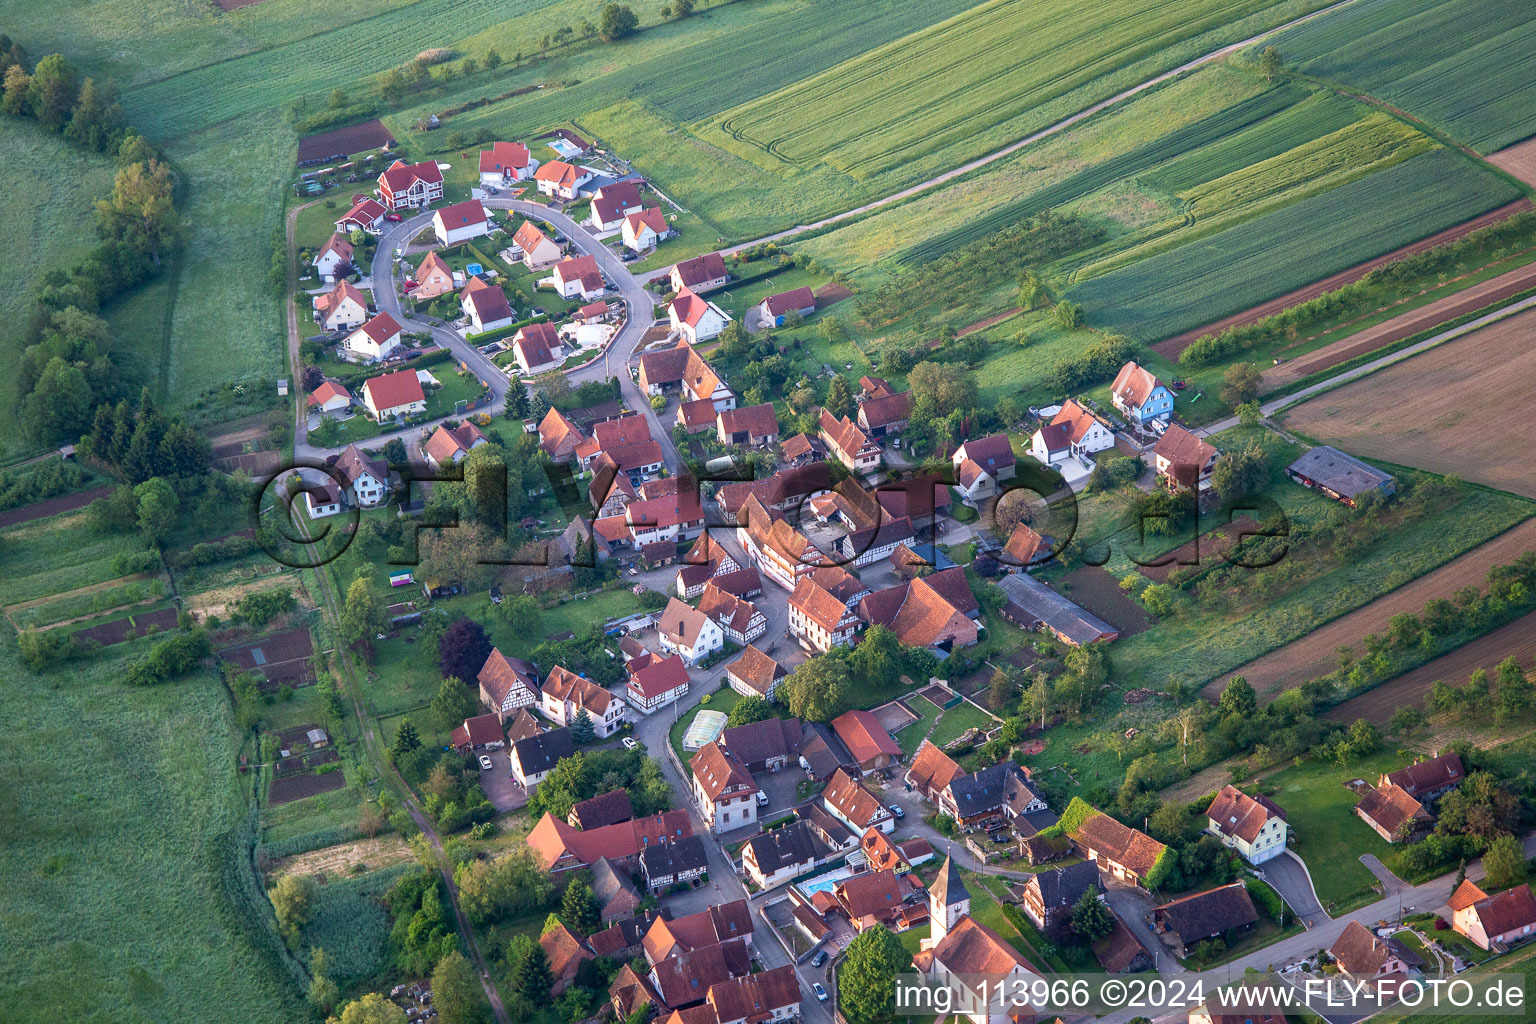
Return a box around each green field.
[0,510,148,605]
[1069,148,1522,341]
[1270,0,1536,153]
[0,641,305,1023]
[928,700,997,749]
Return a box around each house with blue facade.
[1110,361,1174,427]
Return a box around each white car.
[621,737,638,750]
[756,790,769,806]
[477,755,493,770]
[813,983,828,1002]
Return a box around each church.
[913,853,1043,1024]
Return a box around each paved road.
[1263,851,1325,927]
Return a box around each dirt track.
[1204,518,1536,700]
[1261,260,1536,390]
[1152,199,1534,359]
[1324,608,1536,726]
[1284,308,1536,498]
[1488,137,1536,189]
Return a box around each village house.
[313,279,370,332]
[377,159,444,211]
[859,826,934,875]
[716,403,779,447]
[528,809,694,873]
[951,435,1017,504]
[579,414,667,481]
[344,311,402,363]
[623,206,671,252]
[305,477,342,521]
[478,140,537,186]
[449,713,504,753]
[657,597,725,666]
[552,254,606,301]
[1022,860,1102,940]
[511,321,564,375]
[857,568,980,652]
[1381,752,1464,804]
[918,855,1043,1024]
[737,495,828,590]
[787,565,869,652]
[675,397,718,433]
[605,952,664,1017]
[1154,425,1221,494]
[330,444,389,507]
[432,198,491,246]
[819,409,882,474]
[1001,522,1051,571]
[672,549,743,599]
[638,338,734,409]
[704,966,799,1024]
[857,389,913,439]
[757,286,817,328]
[540,921,594,996]
[541,664,626,737]
[335,197,386,235]
[589,180,645,232]
[1096,909,1157,974]
[590,856,643,924]
[670,251,729,294]
[724,644,787,700]
[832,710,902,772]
[697,583,767,645]
[639,834,710,893]
[742,820,830,889]
[458,276,515,338]
[646,901,755,964]
[716,463,831,524]
[719,716,801,774]
[626,652,691,713]
[690,741,757,834]
[1204,785,1289,865]
[1286,446,1397,507]
[936,761,1035,832]
[538,406,588,464]
[423,421,486,469]
[1153,882,1259,958]
[1330,919,1423,979]
[822,767,895,834]
[780,432,826,467]
[1354,783,1430,843]
[1110,361,1174,427]
[1069,808,1168,888]
[307,380,351,416]
[511,220,563,270]
[412,250,457,299]
[510,726,575,789]
[1449,879,1536,950]
[314,233,354,283]
[648,940,752,1012]
[534,159,595,200]
[1031,399,1116,466]
[832,868,928,933]
[669,285,732,345]
[360,369,425,422]
[906,741,968,803]
[837,516,915,568]
[599,481,706,551]
[569,789,634,830]
[477,648,539,720]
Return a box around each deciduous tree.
[838,926,911,1024]
[432,950,489,1024]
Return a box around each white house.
[656,597,724,666]
[1153,425,1220,494]
[541,665,626,738]
[360,369,426,422]
[625,653,691,714]
[303,476,343,519]
[552,255,605,301]
[951,435,1017,504]
[511,728,576,790]
[1205,785,1289,865]
[533,160,595,200]
[1030,399,1116,466]
[512,322,563,376]
[460,277,515,335]
[478,141,537,186]
[433,199,492,246]
[589,180,644,232]
[669,252,728,294]
[690,740,757,834]
[313,280,370,333]
[377,159,444,211]
[1110,361,1175,427]
[331,444,389,507]
[345,312,402,363]
[621,207,670,252]
[334,198,386,235]
[314,233,355,283]
[757,286,816,328]
[668,285,731,345]
[423,421,487,469]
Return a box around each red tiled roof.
[691,740,754,802]
[1154,424,1219,474]
[527,810,693,870]
[789,575,852,633]
[625,206,668,236]
[542,664,614,716]
[707,965,798,1023]
[932,915,1038,975]
[629,653,690,699]
[1470,883,1536,936]
[478,141,531,174]
[307,380,351,407]
[1206,785,1286,844]
[672,251,727,288]
[353,311,401,345]
[822,767,888,828]
[1111,361,1164,410]
[539,407,588,460]
[725,644,785,695]
[424,421,485,464]
[953,434,1015,477]
[1382,753,1464,796]
[858,390,913,430]
[697,583,760,636]
[670,285,715,328]
[535,159,582,189]
[435,198,487,230]
[1051,399,1108,444]
[592,180,644,224]
[379,158,443,192]
[513,220,555,254]
[319,232,353,262]
[416,249,453,282]
[1355,784,1426,837]
[554,254,604,292]
[906,740,966,794]
[1070,810,1168,878]
[763,286,815,318]
[835,868,908,921]
[1449,878,1488,912]
[513,321,561,369]
[1003,523,1049,567]
[539,920,592,987]
[314,279,368,319]
[449,712,502,749]
[717,402,778,439]
[462,275,514,324]
[832,710,901,764]
[362,368,425,411]
[819,409,875,462]
[337,197,386,225]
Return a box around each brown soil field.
[296,119,394,164]
[0,486,114,529]
[1324,608,1536,727]
[957,307,1021,337]
[814,283,853,309]
[1152,199,1534,359]
[1261,260,1536,390]
[1060,566,1151,635]
[1488,137,1536,189]
[1284,307,1536,498]
[72,607,179,646]
[270,770,346,805]
[1204,518,1536,700]
[219,626,317,690]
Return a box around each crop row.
[1068,148,1523,342]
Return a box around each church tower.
[929,851,971,945]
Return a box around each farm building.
[997,572,1118,646]
[758,286,816,327]
[1285,446,1396,506]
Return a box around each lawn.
[323,366,492,445]
[1257,751,1401,915]
[895,694,944,757]
[1270,0,1536,153]
[1373,944,1536,1024]
[1069,148,1523,342]
[0,640,307,1023]
[928,700,998,749]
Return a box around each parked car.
[888,803,905,819]
[811,950,828,968]
[621,737,639,750]
[813,983,828,1002]
[756,791,769,806]
[385,213,403,222]
[477,755,493,770]
[991,832,1011,843]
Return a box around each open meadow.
[1284,306,1536,498]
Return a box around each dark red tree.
[438,617,492,684]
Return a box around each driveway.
[1103,883,1179,974]
[477,749,527,812]
[1263,850,1326,927]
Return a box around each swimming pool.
[795,866,853,898]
